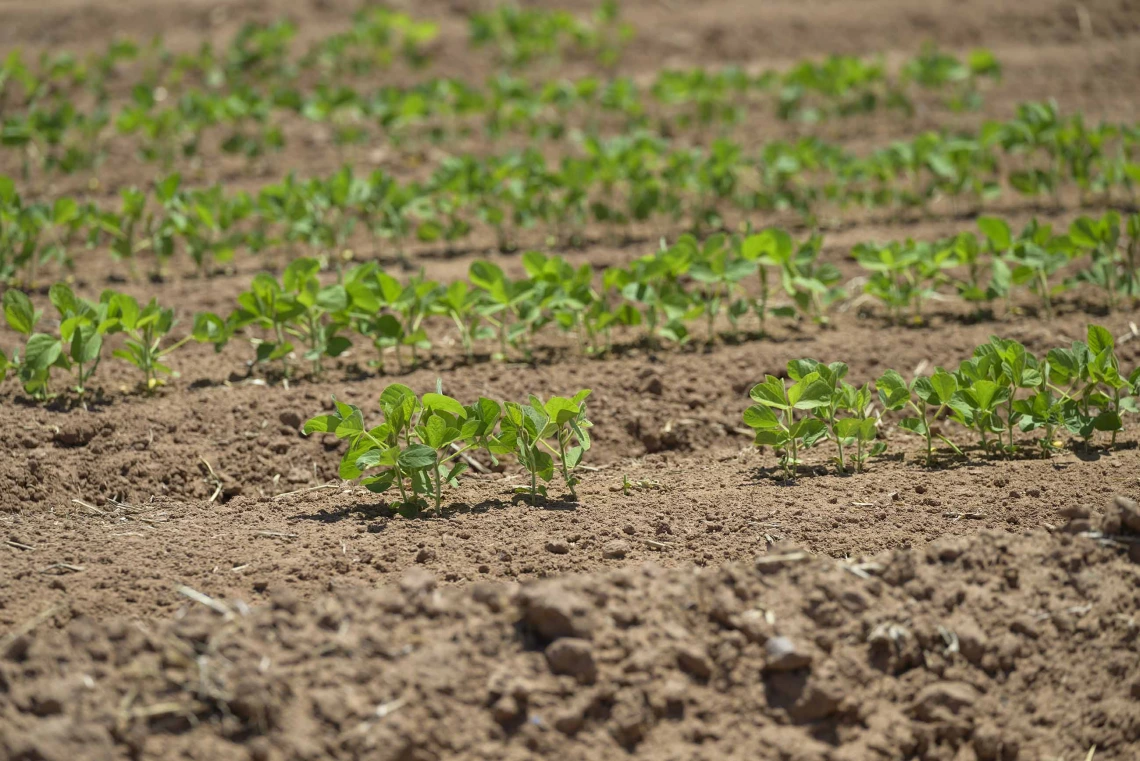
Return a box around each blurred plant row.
[3,101,1136,284]
[1,39,999,176]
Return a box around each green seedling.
[876,367,959,465]
[789,358,885,473]
[227,258,351,377]
[743,368,831,479]
[435,280,492,363]
[303,384,504,514]
[689,233,755,343]
[951,228,1010,311]
[965,336,1044,455]
[739,227,795,334]
[106,292,188,390]
[1069,212,1123,311]
[1047,324,1132,447]
[500,390,593,504]
[3,284,114,400]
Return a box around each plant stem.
[921,401,933,466]
[787,404,797,479]
[530,457,538,506]
[831,411,845,473]
[394,464,409,505]
[1037,269,1052,319]
[556,430,575,497]
[1006,396,1016,455]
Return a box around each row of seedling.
[856,211,1140,322]
[2,41,997,175]
[303,384,593,511]
[744,325,1139,478]
[1,285,184,399]
[5,213,1140,400]
[3,101,1137,284]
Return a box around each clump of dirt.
[4,514,1139,761]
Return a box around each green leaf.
[339,438,376,480]
[750,376,789,409]
[1087,324,1114,358]
[753,429,790,447]
[544,396,581,425]
[334,407,365,438]
[743,404,780,429]
[72,325,102,364]
[898,417,929,436]
[362,471,396,494]
[791,378,831,410]
[876,369,911,410]
[315,285,348,312]
[303,414,340,435]
[422,392,466,418]
[1092,411,1122,432]
[422,415,448,449]
[24,333,62,371]
[794,418,829,446]
[326,335,352,357]
[532,449,555,481]
[930,371,958,405]
[741,228,793,263]
[443,461,469,486]
[786,358,819,381]
[48,283,80,316]
[398,443,437,470]
[355,448,387,470]
[977,216,1011,250]
[968,379,1003,411]
[380,383,416,412]
[3,289,37,336]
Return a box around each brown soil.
[4,515,1140,761]
[3,1,1140,759]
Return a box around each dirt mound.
[4,509,1139,761]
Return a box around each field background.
[2,1,1140,760]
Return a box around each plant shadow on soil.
[287,493,579,523]
[744,439,1139,484]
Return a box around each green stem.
[434,463,442,514]
[156,333,192,358]
[787,404,797,479]
[831,411,845,473]
[921,401,933,466]
[557,431,575,497]
[1112,387,1120,447]
[530,455,538,506]
[274,320,290,377]
[1006,395,1016,455]
[394,463,409,504]
[1037,269,1052,319]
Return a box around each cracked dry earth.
[3,0,1140,759]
